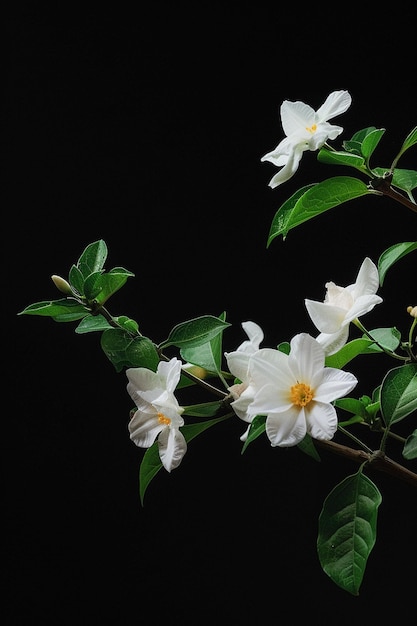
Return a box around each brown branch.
[315,439,417,488]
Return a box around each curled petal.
[158,427,187,472]
[315,327,350,355]
[315,90,352,122]
[129,411,163,448]
[305,299,347,333]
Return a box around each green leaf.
[77,240,108,278]
[361,327,401,353]
[139,415,230,504]
[334,397,367,421]
[180,311,227,374]
[325,338,373,368]
[297,433,321,461]
[18,298,89,322]
[317,149,365,169]
[182,401,223,417]
[267,184,316,245]
[101,330,159,372]
[373,167,417,193]
[400,126,417,152]
[378,241,417,286]
[268,177,372,242]
[403,429,417,460]
[95,268,135,304]
[83,271,104,300]
[241,414,266,453]
[69,264,84,294]
[380,363,417,426]
[360,128,385,160]
[317,470,382,596]
[160,315,231,350]
[75,314,113,333]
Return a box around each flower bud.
[407,305,417,318]
[182,363,208,379]
[51,275,73,295]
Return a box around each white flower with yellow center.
[225,321,264,441]
[261,90,352,188]
[126,357,186,472]
[305,257,383,355]
[247,333,357,447]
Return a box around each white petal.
[126,367,159,396]
[288,333,324,382]
[305,299,347,333]
[240,321,264,350]
[315,327,350,355]
[353,257,380,297]
[344,294,383,323]
[315,90,352,122]
[280,100,315,136]
[225,351,251,383]
[128,411,163,448]
[157,358,182,393]
[158,427,187,472]
[305,401,338,440]
[314,368,358,402]
[266,146,303,188]
[266,407,307,447]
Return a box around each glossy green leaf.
[380,363,417,426]
[18,298,89,322]
[360,128,385,160]
[317,149,365,168]
[403,429,417,460]
[77,239,108,278]
[378,241,417,286]
[95,267,135,304]
[183,401,223,417]
[362,327,401,353]
[160,315,231,349]
[101,330,159,372]
[401,126,417,152]
[83,271,103,300]
[180,311,226,374]
[267,184,316,245]
[325,338,373,368]
[139,414,230,504]
[297,433,321,461]
[268,177,372,242]
[69,264,84,294]
[241,414,266,453]
[373,167,417,192]
[317,470,382,596]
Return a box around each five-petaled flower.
[225,321,264,441]
[126,357,186,472]
[247,333,358,447]
[261,89,352,188]
[305,257,383,355]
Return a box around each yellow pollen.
[290,382,314,407]
[305,123,317,133]
[157,411,171,426]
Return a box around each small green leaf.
[84,271,104,300]
[180,311,227,374]
[18,298,89,322]
[241,414,266,453]
[360,128,385,160]
[182,401,223,417]
[400,126,417,152]
[297,433,321,461]
[403,429,417,460]
[380,363,417,426]
[77,240,108,278]
[378,241,417,286]
[160,315,231,350]
[139,415,230,504]
[95,268,135,304]
[101,330,159,372]
[361,327,401,353]
[317,149,365,168]
[325,338,373,368]
[317,470,382,596]
[75,314,113,333]
[268,177,372,241]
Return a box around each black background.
[6,6,417,624]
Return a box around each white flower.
[126,357,186,472]
[248,333,358,447]
[305,257,383,355]
[224,321,264,441]
[261,90,352,188]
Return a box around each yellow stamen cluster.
[305,123,317,133]
[157,412,171,426]
[290,382,314,407]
